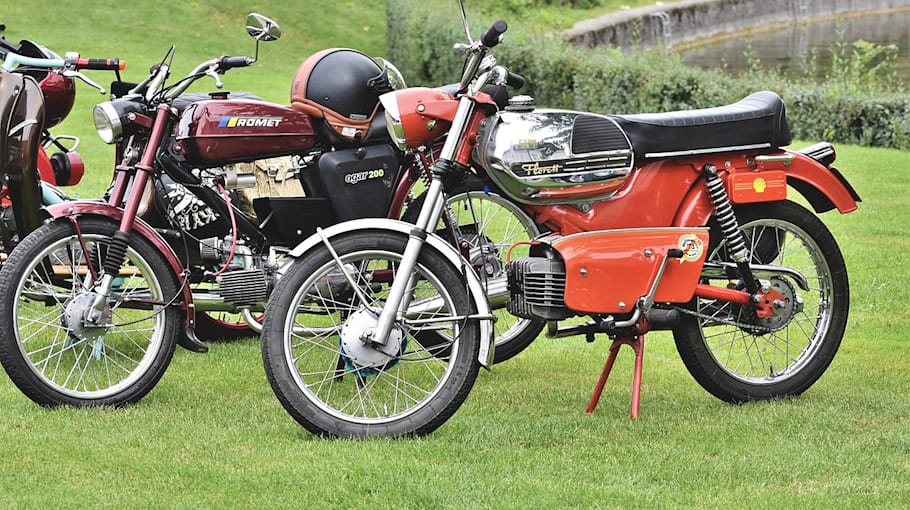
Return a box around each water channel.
[679,9,910,86]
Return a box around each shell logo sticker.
[752,176,767,193]
[678,234,705,263]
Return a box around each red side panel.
[36,146,55,184]
[553,228,710,314]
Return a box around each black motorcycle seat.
[611,91,792,159]
[171,92,262,114]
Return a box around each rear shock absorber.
[703,164,759,294]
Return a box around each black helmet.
[291,48,392,141]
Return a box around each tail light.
[50,150,85,186]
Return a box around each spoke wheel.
[262,231,480,437]
[406,181,545,364]
[673,201,849,403]
[0,218,179,406]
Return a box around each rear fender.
[785,150,860,214]
[44,201,195,324]
[288,218,496,368]
[673,148,861,227]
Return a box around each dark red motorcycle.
[0,13,539,408]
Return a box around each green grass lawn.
[2,139,907,507]
[2,1,908,508]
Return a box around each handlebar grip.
[219,56,253,70]
[506,71,525,89]
[480,19,508,48]
[76,58,126,71]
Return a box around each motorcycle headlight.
[93,98,144,144]
[379,92,407,151]
[93,102,122,144]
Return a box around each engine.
[506,250,574,321]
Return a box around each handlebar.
[480,20,507,49]
[218,55,253,71]
[506,71,524,90]
[1,51,125,72]
[1,52,63,71]
[72,57,126,71]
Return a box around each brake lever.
[62,69,106,94]
[205,66,224,89]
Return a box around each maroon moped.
[0,13,539,407]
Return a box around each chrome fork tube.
[369,98,475,346]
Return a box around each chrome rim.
[445,191,540,347]
[698,219,833,384]
[13,233,166,399]
[283,249,463,425]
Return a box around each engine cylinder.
[506,257,573,321]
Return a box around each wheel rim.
[698,218,833,384]
[282,249,464,425]
[12,233,166,399]
[444,191,540,348]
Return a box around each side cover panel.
[553,227,709,314]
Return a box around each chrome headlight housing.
[379,91,407,151]
[373,57,407,91]
[92,97,144,144]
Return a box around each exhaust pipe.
[405,276,509,319]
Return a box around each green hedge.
[387,0,910,150]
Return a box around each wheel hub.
[339,308,405,369]
[62,292,112,343]
[754,277,801,333]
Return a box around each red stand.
[585,335,645,419]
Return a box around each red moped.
[261,1,859,437]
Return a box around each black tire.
[404,179,545,364]
[673,200,849,403]
[262,230,481,437]
[0,217,180,407]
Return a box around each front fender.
[288,218,495,368]
[44,201,195,323]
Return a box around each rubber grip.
[480,19,508,48]
[506,71,524,89]
[76,58,126,71]
[220,56,252,70]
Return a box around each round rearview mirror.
[246,13,282,42]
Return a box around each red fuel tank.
[176,98,317,166]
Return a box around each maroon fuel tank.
[175,98,317,166]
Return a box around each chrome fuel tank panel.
[474,110,634,205]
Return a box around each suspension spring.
[703,164,759,294]
[102,231,131,276]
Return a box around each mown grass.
[1,145,905,506]
[2,1,908,508]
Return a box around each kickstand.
[585,334,645,419]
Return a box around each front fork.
[368,98,476,346]
[88,105,173,318]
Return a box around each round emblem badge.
[677,234,704,263]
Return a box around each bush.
[387,0,910,150]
